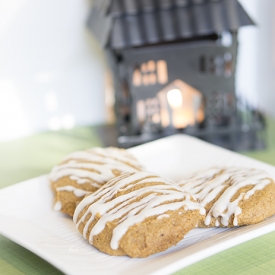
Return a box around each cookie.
[73,171,205,258]
[178,167,275,227]
[50,147,144,217]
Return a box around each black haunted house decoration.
[88,0,265,149]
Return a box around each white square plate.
[1,135,275,275]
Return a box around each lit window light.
[167,89,183,108]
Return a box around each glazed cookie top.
[74,171,206,250]
[50,147,144,188]
[178,167,273,226]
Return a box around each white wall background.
[254,0,275,116]
[0,0,274,143]
[237,0,275,115]
[236,0,258,106]
[0,0,107,142]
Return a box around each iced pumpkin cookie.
[50,147,144,217]
[178,167,275,228]
[73,171,205,258]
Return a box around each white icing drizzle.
[178,167,272,226]
[74,171,205,250]
[69,176,101,188]
[64,147,143,170]
[54,201,62,211]
[50,147,143,189]
[87,147,142,168]
[157,214,170,220]
[56,186,91,197]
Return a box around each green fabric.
[174,230,275,275]
[0,121,274,275]
[241,117,275,166]
[0,126,102,188]
[0,237,62,275]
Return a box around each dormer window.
[132,60,168,87]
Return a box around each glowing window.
[132,60,168,86]
[167,89,183,108]
[157,60,168,84]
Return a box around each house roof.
[88,0,254,49]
